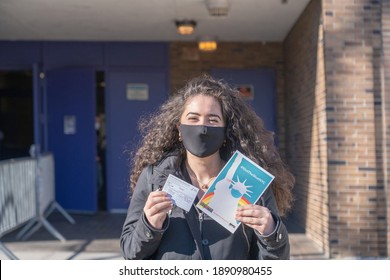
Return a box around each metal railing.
[0,157,36,259]
[0,153,75,259]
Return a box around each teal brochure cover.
[196,150,275,233]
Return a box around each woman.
[120,75,294,260]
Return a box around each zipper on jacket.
[199,212,204,232]
[195,205,204,240]
[194,205,206,259]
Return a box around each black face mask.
[179,124,225,158]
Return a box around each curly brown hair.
[129,74,294,216]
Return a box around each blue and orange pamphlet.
[196,150,275,233]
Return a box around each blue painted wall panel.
[43,41,105,68]
[105,70,168,211]
[46,68,97,212]
[0,41,41,68]
[106,42,167,67]
[212,68,277,133]
[0,41,168,68]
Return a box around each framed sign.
[237,85,254,100]
[126,83,149,101]
[64,115,76,135]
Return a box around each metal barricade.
[16,153,75,242]
[0,157,37,259]
[0,153,75,259]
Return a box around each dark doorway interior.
[95,71,106,211]
[0,71,33,160]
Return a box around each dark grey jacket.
[120,152,290,260]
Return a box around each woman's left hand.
[235,205,276,235]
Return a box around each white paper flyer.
[162,174,199,212]
[196,150,275,233]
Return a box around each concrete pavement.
[0,212,327,260]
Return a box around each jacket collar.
[149,151,183,187]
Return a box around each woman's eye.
[187,117,199,122]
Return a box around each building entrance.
[0,71,33,160]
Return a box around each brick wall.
[322,0,386,258]
[169,42,287,155]
[284,0,388,258]
[381,0,390,258]
[284,0,329,257]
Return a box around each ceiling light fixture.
[175,20,197,35]
[205,0,231,17]
[198,36,218,52]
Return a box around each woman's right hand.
[143,190,173,229]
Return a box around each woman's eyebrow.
[186,112,200,117]
[209,113,222,120]
[186,112,222,120]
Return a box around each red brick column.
[381,0,390,258]
[323,0,386,258]
[284,0,329,257]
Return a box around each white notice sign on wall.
[64,115,76,135]
[126,84,149,101]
